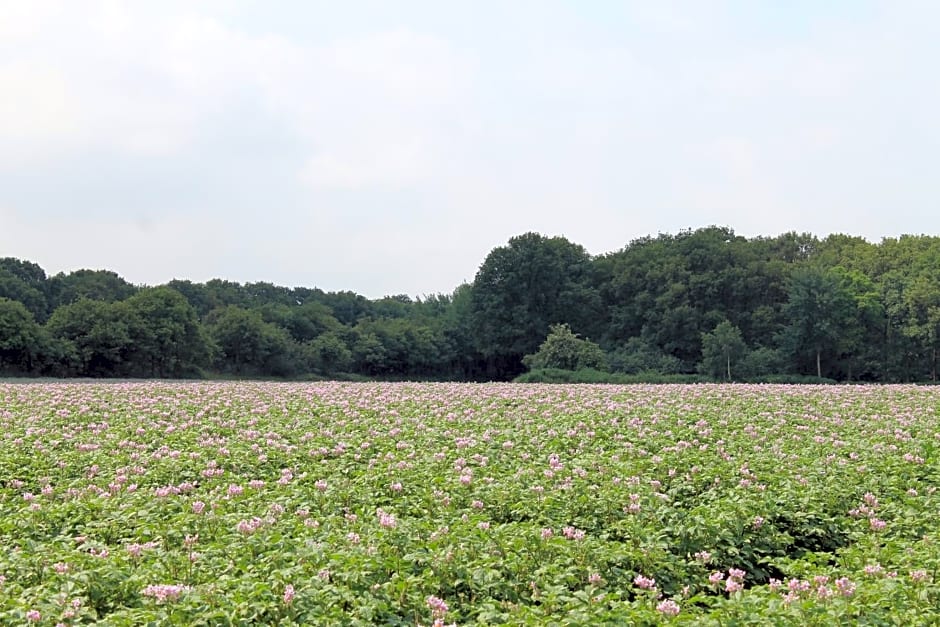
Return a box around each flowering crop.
[0,382,939,624]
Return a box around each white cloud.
[301,136,431,189]
[1,1,938,295]
[0,4,472,192]
[0,61,78,141]
[0,203,236,283]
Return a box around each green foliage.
[206,306,294,376]
[470,233,602,378]
[779,267,856,378]
[514,368,708,383]
[607,337,683,375]
[349,331,386,375]
[700,321,747,380]
[47,269,137,309]
[0,258,49,321]
[46,299,134,377]
[3,228,940,382]
[738,347,786,378]
[0,298,49,373]
[124,287,210,377]
[522,323,607,372]
[8,382,938,622]
[304,331,353,374]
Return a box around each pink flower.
[377,509,397,529]
[694,551,711,563]
[588,572,602,585]
[869,518,887,530]
[426,595,449,617]
[141,584,192,603]
[237,518,264,535]
[656,599,680,616]
[26,609,41,622]
[562,526,585,540]
[864,563,883,576]
[191,501,206,514]
[634,574,656,590]
[708,571,724,584]
[541,528,553,540]
[725,578,743,593]
[283,584,295,605]
[911,570,929,583]
[835,577,855,596]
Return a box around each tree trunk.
[726,353,731,381]
[933,347,937,382]
[816,350,822,379]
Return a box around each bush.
[738,346,787,378]
[522,324,607,372]
[607,337,682,375]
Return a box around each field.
[1,382,939,625]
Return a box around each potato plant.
[0,382,938,625]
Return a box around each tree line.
[2,226,940,382]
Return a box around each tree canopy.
[4,227,940,382]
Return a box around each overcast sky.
[1,1,938,298]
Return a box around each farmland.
[1,383,939,625]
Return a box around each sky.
[1,1,938,298]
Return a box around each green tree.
[125,287,210,377]
[471,233,602,378]
[0,298,48,373]
[522,323,607,372]
[830,267,883,380]
[0,258,49,321]
[351,331,389,375]
[780,267,856,378]
[597,227,784,371]
[206,306,293,375]
[46,299,134,376]
[258,301,341,343]
[700,320,747,380]
[304,332,353,374]
[903,275,940,381]
[607,337,682,374]
[47,269,136,309]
